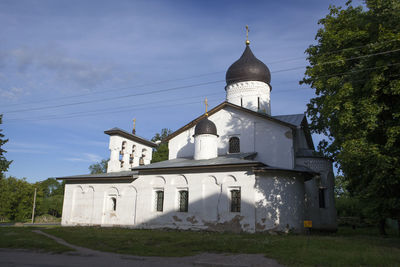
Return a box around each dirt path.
[0,230,284,267]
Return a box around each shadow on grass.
[41,225,400,266]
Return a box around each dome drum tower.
[225,33,272,115]
[193,117,219,160]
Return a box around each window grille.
[230,189,241,212]
[229,137,240,153]
[319,188,326,208]
[155,190,164,212]
[179,190,189,212]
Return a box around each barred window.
[179,190,189,212]
[155,190,164,212]
[230,189,241,212]
[229,137,240,153]
[319,188,326,208]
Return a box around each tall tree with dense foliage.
[151,128,172,163]
[0,115,12,179]
[89,159,108,174]
[302,0,400,234]
[0,177,34,221]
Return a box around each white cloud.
[0,87,25,100]
[5,47,116,89]
[65,153,102,163]
[6,148,48,154]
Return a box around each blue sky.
[0,0,358,182]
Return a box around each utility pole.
[31,188,37,224]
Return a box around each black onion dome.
[194,117,218,136]
[226,44,271,86]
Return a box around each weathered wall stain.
[186,216,198,224]
[203,215,244,233]
[172,216,182,222]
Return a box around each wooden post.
[31,188,37,224]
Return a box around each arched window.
[229,137,240,153]
[120,141,127,167]
[110,197,117,211]
[230,189,241,212]
[178,190,189,212]
[140,148,147,166]
[155,190,164,212]
[129,145,136,164]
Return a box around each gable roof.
[104,127,157,148]
[164,101,304,141]
[164,101,299,141]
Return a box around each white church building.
[58,36,337,233]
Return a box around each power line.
[2,80,224,114]
[6,92,224,122]
[2,39,398,109]
[3,60,399,117]
[5,97,222,123]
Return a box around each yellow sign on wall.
[304,220,312,228]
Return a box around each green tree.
[0,115,12,179]
[89,159,108,174]
[0,177,34,221]
[302,0,400,234]
[35,178,64,217]
[151,128,172,163]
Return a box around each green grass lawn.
[0,227,73,253]
[40,226,400,266]
[1,225,399,266]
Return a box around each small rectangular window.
[230,189,241,212]
[257,97,260,110]
[319,188,326,208]
[179,190,189,212]
[155,190,164,212]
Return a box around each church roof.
[273,114,305,127]
[133,153,262,172]
[164,101,302,142]
[56,170,138,181]
[226,44,271,87]
[104,127,157,147]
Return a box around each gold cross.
[246,25,250,45]
[133,118,136,131]
[204,97,208,116]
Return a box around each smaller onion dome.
[226,44,271,86]
[194,117,218,136]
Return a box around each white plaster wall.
[61,170,256,232]
[107,135,153,173]
[226,81,271,115]
[194,134,218,160]
[62,182,138,226]
[61,169,308,233]
[254,173,305,233]
[168,107,294,169]
[133,170,256,232]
